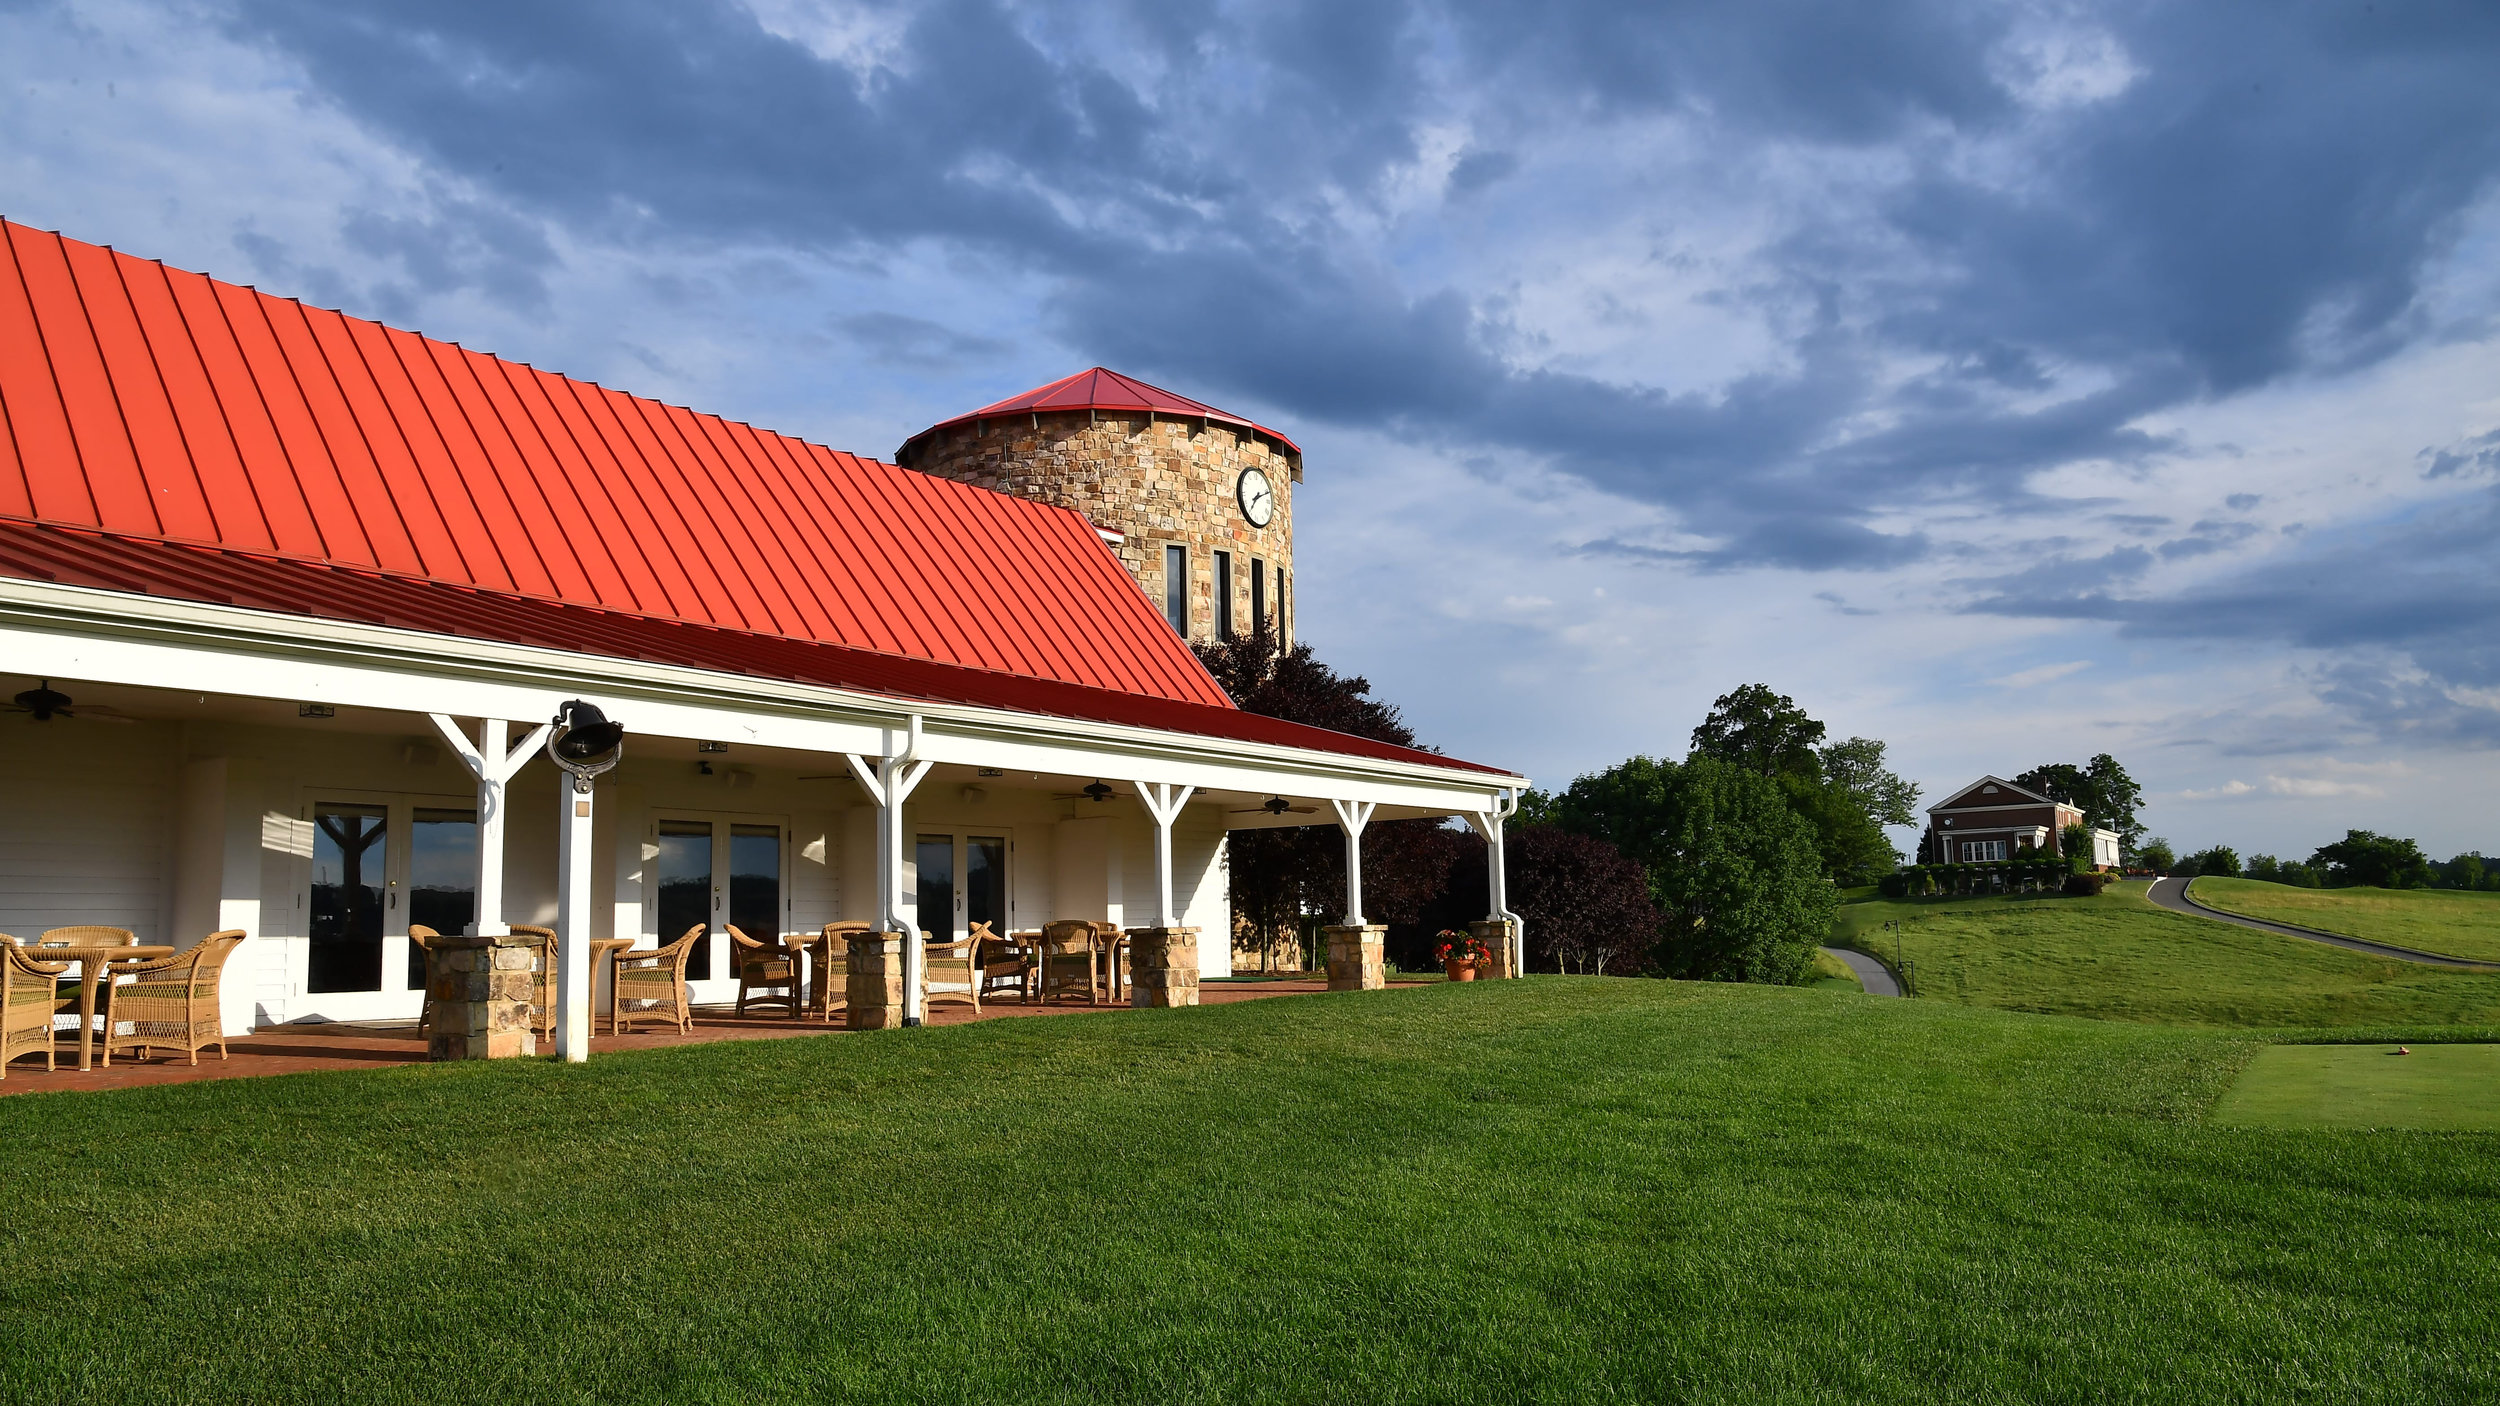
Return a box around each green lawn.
[2192,878,2500,964]
[2214,1043,2500,1130]
[5,983,2500,1402]
[1830,880,2500,1029]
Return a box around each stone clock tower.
[894,368,1300,648]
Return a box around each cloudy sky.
[6,0,2498,860]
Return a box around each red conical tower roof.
[898,367,1301,461]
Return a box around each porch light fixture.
[1082,780,1114,803]
[546,699,625,792]
[697,740,729,753]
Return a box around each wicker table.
[30,943,175,1071]
[588,937,637,1035]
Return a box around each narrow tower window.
[1250,558,1266,630]
[1214,551,1235,639]
[1164,544,1188,635]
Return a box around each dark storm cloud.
[1971,486,2500,742]
[209,0,2500,575]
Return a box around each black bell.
[552,700,624,762]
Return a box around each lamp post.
[546,700,624,1063]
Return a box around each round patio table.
[588,937,637,1035]
[30,943,175,1071]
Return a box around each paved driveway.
[2147,876,2499,970]
[1819,945,1902,996]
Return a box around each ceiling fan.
[1050,780,1122,803]
[1230,796,1318,816]
[5,681,135,725]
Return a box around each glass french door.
[297,794,477,1022]
[911,832,1010,940]
[650,814,786,999]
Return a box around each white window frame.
[644,809,793,1002]
[1960,839,2008,863]
[286,785,478,1024]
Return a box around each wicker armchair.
[40,926,139,946]
[613,926,702,1034]
[3,944,68,1080]
[728,925,801,1018]
[411,924,445,1032]
[806,922,869,1022]
[99,931,244,1067]
[923,930,980,1011]
[1036,919,1102,1005]
[973,922,1032,1005]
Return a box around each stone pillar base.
[428,933,538,1061]
[1126,927,1200,1008]
[1470,918,1518,979]
[848,932,908,1030]
[1323,924,1387,992]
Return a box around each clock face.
[1237,467,1276,527]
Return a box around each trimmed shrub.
[2062,870,2113,897]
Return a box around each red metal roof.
[898,366,1303,461]
[0,518,1507,776]
[0,219,1516,780]
[0,219,1228,709]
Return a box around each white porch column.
[845,717,933,1025]
[553,771,596,1061]
[1134,781,1197,927]
[1466,789,1525,977]
[1329,798,1375,926]
[429,715,551,938]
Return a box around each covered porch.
[0,581,1525,1076]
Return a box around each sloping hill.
[2192,878,2500,964]
[1832,881,2500,1028]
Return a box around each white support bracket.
[429,715,551,938]
[1330,798,1376,927]
[846,716,934,1023]
[1134,781,1198,929]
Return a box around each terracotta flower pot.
[1444,958,1478,982]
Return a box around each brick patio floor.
[0,977,1426,1097]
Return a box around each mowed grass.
[6,982,2500,1403]
[1832,881,2500,1028]
[2193,878,2500,964]
[2215,1043,2500,1130]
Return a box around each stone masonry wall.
[898,411,1295,649]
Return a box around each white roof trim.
[1926,774,2056,813]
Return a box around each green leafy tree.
[2060,822,2093,866]
[1194,623,1460,964]
[2308,830,2433,889]
[2439,852,2491,891]
[1820,736,1921,828]
[1689,684,1825,779]
[1688,689,1911,884]
[2136,836,2177,875]
[1544,755,1831,984]
[2014,754,2145,852]
[1781,775,1898,886]
[2189,845,2242,878]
